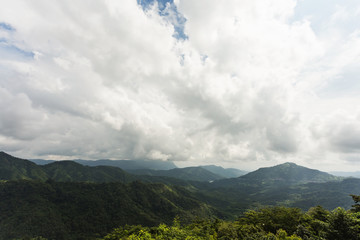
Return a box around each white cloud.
[0,0,360,171]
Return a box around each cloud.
[0,0,360,171]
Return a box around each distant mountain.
[200,165,247,178]
[74,159,177,170]
[330,171,360,178]
[239,162,341,186]
[30,159,56,165]
[208,162,342,193]
[0,152,190,185]
[194,163,349,217]
[31,158,177,170]
[43,161,137,183]
[128,167,224,182]
[0,151,48,181]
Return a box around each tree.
[351,195,360,213]
[239,206,304,235]
[327,207,360,240]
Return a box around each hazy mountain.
[208,163,343,194]
[330,171,360,178]
[74,159,177,170]
[0,151,48,181]
[128,167,224,182]
[242,162,341,184]
[30,159,56,165]
[200,165,247,178]
[31,158,177,170]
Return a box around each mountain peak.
[280,162,297,166]
[240,162,340,185]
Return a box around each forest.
[103,202,360,240]
[1,152,360,239]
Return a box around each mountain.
[205,162,342,196]
[30,159,56,165]
[0,152,191,185]
[330,171,360,178]
[43,161,137,183]
[241,162,341,184]
[0,180,220,240]
[2,152,360,239]
[74,159,177,170]
[0,151,48,181]
[248,177,360,211]
[200,165,247,178]
[31,158,177,170]
[128,167,224,182]
[194,162,346,216]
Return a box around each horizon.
[2,150,359,173]
[1,0,360,172]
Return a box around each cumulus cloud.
[1,0,360,171]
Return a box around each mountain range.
[1,151,360,239]
[0,152,223,183]
[31,158,177,170]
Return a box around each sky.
[1,0,360,171]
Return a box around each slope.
[0,180,220,240]
[43,161,137,183]
[0,151,48,181]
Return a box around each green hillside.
[43,161,137,183]
[0,180,219,240]
[0,151,48,181]
[2,152,360,239]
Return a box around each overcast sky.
[1,0,360,171]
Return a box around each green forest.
[1,152,360,239]
[103,202,360,240]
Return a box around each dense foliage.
[103,205,360,240]
[0,180,218,240]
[2,152,360,239]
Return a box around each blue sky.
[138,0,187,39]
[0,0,360,171]
[0,22,34,59]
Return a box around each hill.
[0,151,48,181]
[74,159,177,170]
[241,162,341,185]
[128,167,224,182]
[43,161,137,183]
[0,180,220,240]
[31,158,177,170]
[194,162,345,216]
[0,152,194,186]
[211,162,342,189]
[200,165,247,178]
